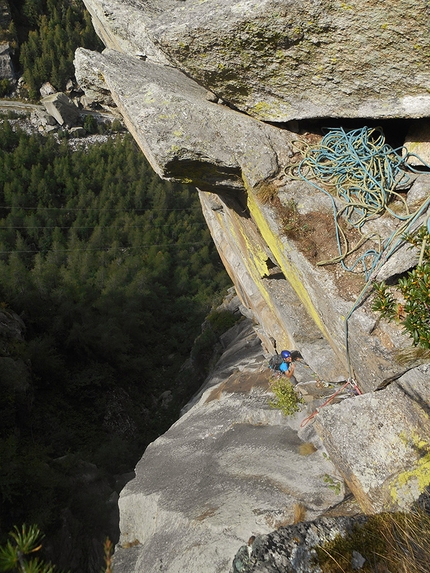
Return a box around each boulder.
[30,108,58,128]
[81,0,430,122]
[69,126,86,137]
[43,125,59,135]
[40,81,57,98]
[41,92,81,127]
[314,364,430,513]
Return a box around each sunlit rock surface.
[74,48,293,191]
[315,364,430,513]
[74,2,430,570]
[81,0,430,122]
[74,45,429,391]
[113,319,349,573]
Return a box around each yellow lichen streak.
[246,188,333,343]
[389,433,430,508]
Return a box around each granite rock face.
[74,2,430,570]
[314,364,430,513]
[81,0,430,122]
[231,516,368,573]
[114,319,349,573]
[73,45,429,391]
[0,0,15,81]
[74,48,293,191]
[0,42,14,80]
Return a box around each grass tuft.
[256,181,280,204]
[298,442,317,456]
[316,506,430,573]
[293,502,307,524]
[396,346,430,365]
[268,375,304,416]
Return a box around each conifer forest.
[0,1,232,570]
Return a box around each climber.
[269,350,298,385]
[278,350,297,384]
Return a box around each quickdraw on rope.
[300,378,362,428]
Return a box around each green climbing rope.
[285,125,430,379]
[286,126,430,280]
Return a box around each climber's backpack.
[268,354,284,371]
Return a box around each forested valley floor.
[0,118,232,571]
[1,1,234,569]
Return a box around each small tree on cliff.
[0,525,113,573]
[0,524,58,573]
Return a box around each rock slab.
[81,0,430,121]
[114,320,346,573]
[314,364,430,513]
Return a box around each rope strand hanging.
[285,125,430,382]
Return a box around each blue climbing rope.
[285,125,430,379]
[287,126,430,280]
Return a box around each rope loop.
[286,126,430,387]
[299,379,362,428]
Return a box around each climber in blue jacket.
[279,350,297,385]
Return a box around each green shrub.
[83,114,97,134]
[206,309,240,336]
[0,80,12,98]
[111,118,124,132]
[372,226,430,349]
[269,376,304,416]
[190,327,218,365]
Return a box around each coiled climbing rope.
[286,126,430,280]
[285,125,430,381]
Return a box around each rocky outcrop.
[114,317,355,573]
[41,92,81,127]
[80,0,430,122]
[0,42,14,80]
[73,2,430,571]
[197,189,346,384]
[0,1,15,81]
[231,515,368,573]
[74,48,293,192]
[315,364,430,514]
